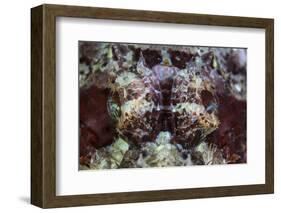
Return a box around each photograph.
[79,42,247,170]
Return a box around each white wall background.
[0,0,279,212]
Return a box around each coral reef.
[79,41,247,169]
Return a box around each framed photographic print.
[31,4,274,208]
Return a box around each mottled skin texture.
[113,62,219,148]
[79,43,247,168]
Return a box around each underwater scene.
[79,41,247,170]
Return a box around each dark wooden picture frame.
[31,4,274,208]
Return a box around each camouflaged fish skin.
[79,42,247,169]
